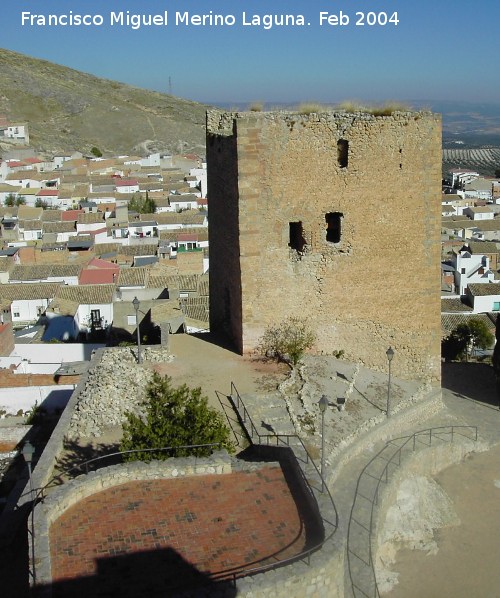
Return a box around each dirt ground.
[154,333,289,406]
[384,361,500,598]
[84,333,289,449]
[385,444,500,598]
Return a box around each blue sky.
[2,0,500,105]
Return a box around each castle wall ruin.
[207,109,442,383]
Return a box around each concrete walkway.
[328,363,500,598]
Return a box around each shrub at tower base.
[120,372,234,461]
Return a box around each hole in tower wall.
[289,221,306,253]
[325,212,343,244]
[337,139,348,168]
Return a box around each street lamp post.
[132,296,142,364]
[319,394,328,493]
[386,347,395,417]
[22,440,35,501]
[22,440,36,586]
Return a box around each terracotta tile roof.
[198,274,209,296]
[146,274,171,289]
[42,221,76,233]
[56,284,115,304]
[62,210,84,221]
[93,243,121,256]
[467,283,500,296]
[79,270,117,285]
[165,274,200,292]
[20,219,42,231]
[441,298,473,313]
[37,189,59,197]
[41,210,63,222]
[86,258,119,270]
[149,211,206,225]
[468,242,499,254]
[9,264,81,281]
[17,206,43,220]
[441,313,495,338]
[0,282,61,301]
[182,296,209,324]
[0,256,14,274]
[77,212,105,224]
[118,244,158,257]
[115,178,138,187]
[117,268,149,287]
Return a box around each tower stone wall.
[207,110,442,383]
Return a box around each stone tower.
[206,109,442,383]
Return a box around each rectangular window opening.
[325,212,343,244]
[337,139,348,168]
[289,221,306,253]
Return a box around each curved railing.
[25,379,339,592]
[347,425,478,598]
[24,442,223,586]
[213,382,339,586]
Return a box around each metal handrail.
[25,442,223,586]
[218,382,339,586]
[347,425,478,598]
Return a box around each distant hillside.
[0,48,209,157]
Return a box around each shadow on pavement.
[442,361,499,409]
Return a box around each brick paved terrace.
[47,464,321,597]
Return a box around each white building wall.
[10,298,50,322]
[471,294,500,313]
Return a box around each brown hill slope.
[0,48,208,157]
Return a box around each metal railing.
[215,382,338,586]
[25,442,223,586]
[347,425,478,598]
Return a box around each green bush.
[120,373,234,461]
[258,317,316,366]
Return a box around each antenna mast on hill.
[168,77,172,95]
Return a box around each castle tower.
[206,109,442,383]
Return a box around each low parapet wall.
[32,452,233,593]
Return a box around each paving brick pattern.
[49,466,311,595]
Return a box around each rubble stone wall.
[207,110,442,384]
[66,346,173,440]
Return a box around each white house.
[450,169,480,188]
[128,221,157,239]
[168,193,200,211]
[188,166,207,197]
[463,206,494,221]
[115,179,140,194]
[466,283,500,314]
[451,245,495,295]
[0,282,61,324]
[47,284,115,338]
[4,123,29,143]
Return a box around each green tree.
[4,193,26,207]
[90,146,102,157]
[128,192,157,214]
[442,318,494,362]
[120,373,234,461]
[258,316,316,366]
[35,198,49,209]
[4,193,16,207]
